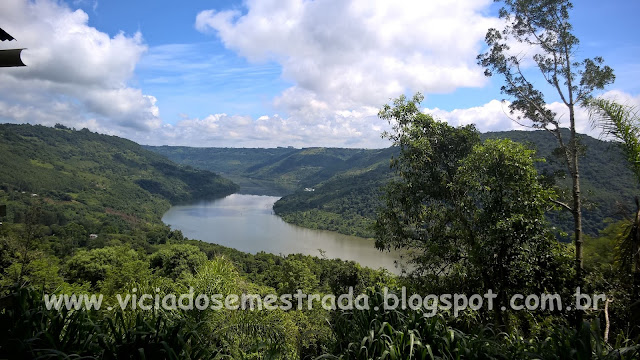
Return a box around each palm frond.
[587,98,640,183]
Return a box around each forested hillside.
[483,130,640,237]
[146,145,395,195]
[3,0,640,356]
[1,124,638,359]
[277,130,640,238]
[273,158,393,237]
[149,130,640,238]
[0,124,238,234]
[145,146,298,194]
[0,124,398,359]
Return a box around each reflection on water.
[162,194,401,273]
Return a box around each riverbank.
[161,193,402,273]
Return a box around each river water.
[162,194,401,273]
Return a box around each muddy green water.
[162,194,401,273]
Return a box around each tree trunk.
[569,107,585,328]
[604,297,612,343]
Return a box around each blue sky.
[0,0,638,147]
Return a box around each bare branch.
[550,197,573,212]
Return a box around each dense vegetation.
[483,130,640,238]
[0,124,238,235]
[279,130,639,239]
[145,146,299,195]
[1,118,639,358]
[2,123,639,358]
[368,92,639,358]
[0,124,396,358]
[146,145,399,196]
[150,130,640,239]
[2,0,639,355]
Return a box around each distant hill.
[146,145,397,237]
[0,124,238,232]
[481,130,640,237]
[146,146,297,195]
[146,130,640,238]
[275,131,640,238]
[272,157,393,237]
[146,145,393,195]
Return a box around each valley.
[148,130,640,239]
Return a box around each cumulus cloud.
[0,0,160,132]
[427,90,640,140]
[191,0,640,148]
[137,110,389,148]
[140,90,640,148]
[195,0,500,145]
[196,0,496,95]
[149,89,640,148]
[427,100,521,132]
[148,88,640,148]
[1,0,636,149]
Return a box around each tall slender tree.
[477,0,615,325]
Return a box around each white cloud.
[198,0,498,101]
[195,0,500,143]
[139,110,390,148]
[597,90,640,108]
[1,0,636,149]
[426,90,640,140]
[144,89,640,148]
[0,0,159,132]
[427,100,522,132]
[188,1,640,147]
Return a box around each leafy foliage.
[0,123,238,233]
[586,98,640,321]
[0,115,639,358]
[482,130,640,238]
[149,130,640,239]
[587,99,640,184]
[0,285,224,359]
[373,95,563,323]
[325,288,639,360]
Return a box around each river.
[162,194,402,273]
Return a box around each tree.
[65,245,148,289]
[587,99,640,183]
[374,93,480,280]
[477,0,615,319]
[375,95,558,320]
[587,98,640,300]
[455,139,559,321]
[149,243,207,280]
[278,258,319,295]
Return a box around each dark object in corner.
[0,28,15,41]
[0,27,25,67]
[0,204,6,217]
[0,49,25,67]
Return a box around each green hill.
[482,130,640,237]
[0,124,238,233]
[148,130,640,238]
[146,146,299,195]
[1,126,638,359]
[146,145,385,195]
[275,131,640,238]
[271,149,395,237]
